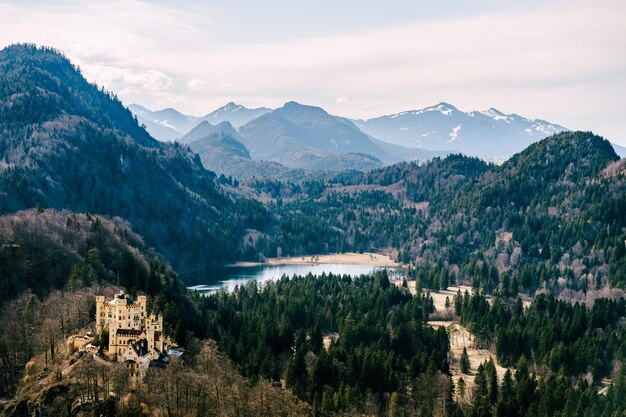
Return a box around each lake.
[186,263,402,294]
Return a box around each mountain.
[132,99,622,164]
[180,121,306,180]
[237,101,437,171]
[131,101,444,169]
[178,120,240,145]
[353,102,568,159]
[129,103,199,141]
[457,131,619,214]
[129,102,272,141]
[0,44,265,273]
[199,102,272,128]
[188,134,296,180]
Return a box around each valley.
[0,44,625,417]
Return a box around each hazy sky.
[1,0,625,144]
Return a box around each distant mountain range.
[352,102,568,159]
[238,101,438,170]
[176,102,441,178]
[130,98,625,172]
[129,102,270,142]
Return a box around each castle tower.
[95,295,105,330]
[157,314,164,351]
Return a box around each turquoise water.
[187,263,401,294]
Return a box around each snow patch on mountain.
[480,108,513,123]
[156,119,177,131]
[448,125,462,143]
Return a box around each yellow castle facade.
[96,291,167,377]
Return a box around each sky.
[1,0,625,145]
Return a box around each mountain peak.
[435,101,456,109]
[390,102,459,119]
[502,131,618,182]
[215,120,235,130]
[129,103,148,111]
[270,102,333,124]
[179,119,238,145]
[485,107,505,116]
[278,101,329,116]
[202,103,271,128]
[282,100,306,109]
[428,102,458,115]
[478,107,512,122]
[222,102,243,111]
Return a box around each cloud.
[187,78,206,91]
[79,62,174,93]
[336,96,357,106]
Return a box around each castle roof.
[116,329,144,336]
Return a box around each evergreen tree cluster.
[190,271,454,415]
[456,291,626,383]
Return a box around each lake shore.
[228,252,400,268]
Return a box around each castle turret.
[95,295,105,330]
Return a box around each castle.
[96,291,167,378]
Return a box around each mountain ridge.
[353,102,568,158]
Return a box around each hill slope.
[0,209,174,305]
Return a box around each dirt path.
[423,286,508,402]
[429,320,508,402]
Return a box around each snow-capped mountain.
[131,100,623,162]
[353,102,568,159]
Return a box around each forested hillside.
[0,209,192,397]
[0,286,309,416]
[246,131,626,297]
[0,209,178,305]
[0,44,267,273]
